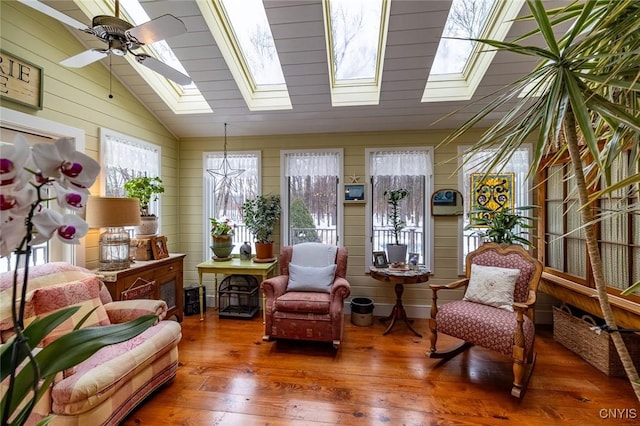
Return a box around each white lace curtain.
[369,149,432,176]
[284,151,339,177]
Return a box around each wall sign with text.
[0,50,43,110]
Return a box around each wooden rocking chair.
[428,243,543,398]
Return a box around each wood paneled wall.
[1,0,180,270]
[178,131,558,322]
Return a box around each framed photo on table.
[150,236,169,259]
[372,251,388,268]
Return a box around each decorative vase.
[211,235,234,259]
[240,241,252,260]
[386,244,407,264]
[136,216,158,237]
[254,242,274,260]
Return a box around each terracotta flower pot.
[254,242,274,260]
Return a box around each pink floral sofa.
[0,262,182,425]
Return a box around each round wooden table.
[369,266,430,337]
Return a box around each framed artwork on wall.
[344,184,366,203]
[470,173,515,223]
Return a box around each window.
[1,109,86,270]
[423,0,524,102]
[197,0,291,111]
[203,151,260,258]
[100,128,161,217]
[366,148,433,270]
[458,145,532,273]
[323,0,390,106]
[281,150,343,246]
[541,151,640,298]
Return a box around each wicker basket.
[553,304,640,377]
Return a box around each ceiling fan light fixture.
[109,38,128,56]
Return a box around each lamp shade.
[86,196,141,228]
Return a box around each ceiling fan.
[17,0,192,85]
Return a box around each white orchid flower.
[32,138,100,189]
[31,209,88,245]
[0,215,27,257]
[0,185,36,222]
[53,181,89,211]
[0,135,31,188]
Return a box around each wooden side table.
[369,266,430,337]
[196,257,278,321]
[97,254,186,322]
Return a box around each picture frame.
[344,184,366,203]
[150,236,169,259]
[372,251,388,268]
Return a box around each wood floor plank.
[122,310,640,425]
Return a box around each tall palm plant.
[441,0,640,400]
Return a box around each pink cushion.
[31,278,111,346]
[274,291,331,314]
[436,300,535,356]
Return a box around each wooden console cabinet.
[98,254,186,322]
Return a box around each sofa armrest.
[103,300,167,324]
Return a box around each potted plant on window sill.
[124,176,165,237]
[241,194,281,261]
[384,188,409,264]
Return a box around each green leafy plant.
[465,205,535,247]
[124,176,165,216]
[209,217,235,237]
[383,188,409,245]
[439,0,640,400]
[241,194,281,243]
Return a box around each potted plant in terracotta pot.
[209,217,235,260]
[384,188,409,264]
[241,194,281,261]
[124,176,165,237]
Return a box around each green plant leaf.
[2,315,156,418]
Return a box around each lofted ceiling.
[38,0,549,138]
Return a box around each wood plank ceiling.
[41,0,546,138]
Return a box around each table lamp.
[86,196,141,271]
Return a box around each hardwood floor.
[122,310,639,425]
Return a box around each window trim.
[364,146,434,273]
[280,148,344,247]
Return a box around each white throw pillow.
[463,264,521,312]
[287,263,337,293]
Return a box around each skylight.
[197,0,291,111]
[422,0,524,102]
[324,0,390,106]
[73,0,212,114]
[430,0,494,75]
[219,0,285,87]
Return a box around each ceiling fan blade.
[135,54,192,85]
[16,0,88,30]
[127,14,187,45]
[60,50,108,68]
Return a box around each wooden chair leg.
[426,317,470,359]
[512,352,536,398]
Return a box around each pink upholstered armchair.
[261,243,350,349]
[428,243,543,398]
